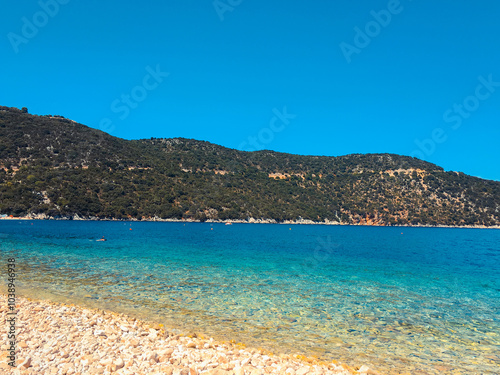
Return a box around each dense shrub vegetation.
[0,106,499,226]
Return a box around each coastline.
[0,294,370,375]
[2,222,497,374]
[0,214,499,229]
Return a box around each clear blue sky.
[1,0,499,180]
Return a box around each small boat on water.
[225,222,232,225]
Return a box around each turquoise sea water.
[1,221,499,374]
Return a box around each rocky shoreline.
[0,215,498,229]
[0,294,380,375]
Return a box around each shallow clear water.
[1,221,499,374]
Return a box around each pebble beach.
[0,294,378,375]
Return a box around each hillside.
[0,106,499,226]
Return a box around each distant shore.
[1,293,364,375]
[1,214,499,229]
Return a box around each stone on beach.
[0,294,358,375]
[114,357,124,369]
[296,367,310,375]
[356,365,381,375]
[18,341,28,349]
[17,356,32,369]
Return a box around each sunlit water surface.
[1,221,499,374]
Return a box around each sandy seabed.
[0,294,381,375]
